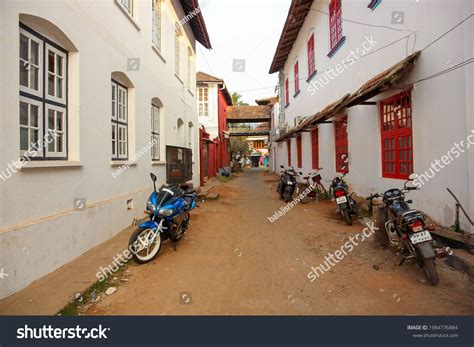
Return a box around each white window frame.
[19,28,43,98]
[45,104,67,158]
[111,80,128,160]
[151,104,160,161]
[45,43,67,105]
[19,96,43,157]
[19,24,68,160]
[197,87,208,117]
[152,0,162,51]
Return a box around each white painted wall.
[197,82,219,139]
[271,0,473,231]
[0,0,202,299]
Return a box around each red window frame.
[294,61,300,94]
[296,135,302,168]
[287,139,292,166]
[307,33,315,77]
[329,0,342,50]
[311,128,319,170]
[380,91,414,179]
[285,78,289,106]
[334,115,348,173]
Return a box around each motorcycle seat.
[185,188,197,195]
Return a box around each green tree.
[231,92,249,106]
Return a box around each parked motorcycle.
[276,165,298,203]
[294,169,328,204]
[330,169,358,225]
[366,174,439,285]
[128,173,198,264]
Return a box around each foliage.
[231,92,249,106]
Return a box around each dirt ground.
[85,168,474,315]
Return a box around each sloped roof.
[227,106,272,122]
[180,0,212,49]
[275,52,421,141]
[255,96,279,106]
[196,71,233,105]
[346,51,421,107]
[269,0,314,74]
[196,71,223,83]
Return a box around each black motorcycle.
[277,165,297,203]
[366,174,439,285]
[330,170,358,225]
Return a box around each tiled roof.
[227,106,272,122]
[180,0,212,49]
[269,0,314,74]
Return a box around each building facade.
[196,72,232,181]
[269,0,473,231]
[0,0,211,299]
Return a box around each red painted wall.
[217,89,231,169]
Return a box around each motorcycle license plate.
[287,181,293,185]
[409,230,432,244]
[336,196,347,204]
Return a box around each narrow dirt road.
[86,169,474,315]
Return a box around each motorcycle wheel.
[295,184,311,204]
[342,209,353,226]
[128,227,162,264]
[422,257,439,286]
[283,186,293,203]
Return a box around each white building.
[0,0,212,299]
[269,0,473,231]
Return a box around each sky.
[196,0,291,105]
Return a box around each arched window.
[18,15,78,160]
[151,97,163,161]
[111,72,134,160]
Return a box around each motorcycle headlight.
[158,208,174,217]
[146,200,156,214]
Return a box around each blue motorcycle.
[128,173,198,264]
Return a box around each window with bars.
[311,128,319,170]
[294,60,300,95]
[151,104,160,161]
[329,0,343,50]
[152,0,162,51]
[287,139,292,166]
[380,91,413,179]
[111,80,128,160]
[197,88,209,116]
[307,32,316,77]
[19,24,67,159]
[285,78,289,106]
[334,116,348,173]
[296,135,302,168]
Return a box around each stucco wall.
[0,0,201,298]
[271,0,473,231]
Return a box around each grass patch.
[57,262,131,316]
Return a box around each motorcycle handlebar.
[366,193,380,201]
